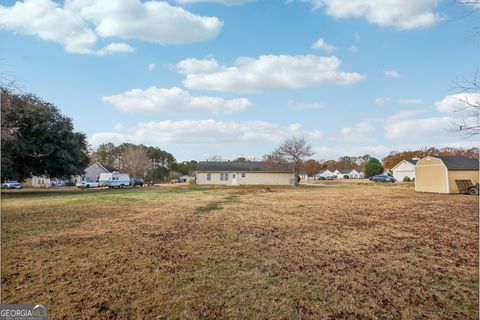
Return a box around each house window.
[207,173,211,181]
[220,172,229,181]
[242,173,246,178]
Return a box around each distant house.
[336,169,364,179]
[196,161,292,185]
[25,176,51,188]
[83,162,121,182]
[317,169,333,179]
[299,170,314,181]
[415,156,479,193]
[392,159,418,181]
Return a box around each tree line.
[90,143,197,182]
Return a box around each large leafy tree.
[1,88,89,181]
[364,158,384,178]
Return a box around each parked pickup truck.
[76,180,100,188]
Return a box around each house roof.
[406,159,418,165]
[197,161,291,173]
[102,164,121,173]
[318,169,331,174]
[339,169,355,174]
[87,162,121,173]
[434,156,479,171]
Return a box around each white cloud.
[176,0,254,4]
[0,0,223,55]
[374,97,391,105]
[387,110,423,121]
[348,45,359,53]
[305,0,441,30]
[89,120,322,146]
[177,58,222,74]
[374,97,423,105]
[102,87,251,115]
[435,93,480,113]
[384,117,453,139]
[178,55,365,93]
[383,70,401,78]
[288,100,325,110]
[148,63,156,71]
[311,38,336,52]
[339,122,375,141]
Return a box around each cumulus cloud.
[89,120,322,146]
[178,55,365,93]
[311,38,336,52]
[383,70,401,78]
[288,100,325,110]
[339,122,375,141]
[375,97,423,105]
[304,0,441,29]
[102,87,251,115]
[435,93,480,113]
[374,97,391,105]
[0,0,223,55]
[384,117,453,139]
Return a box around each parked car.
[76,180,100,188]
[131,178,144,187]
[371,175,395,183]
[2,181,22,189]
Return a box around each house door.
[232,173,237,186]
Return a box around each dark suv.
[131,178,144,187]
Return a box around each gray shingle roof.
[197,161,291,172]
[406,159,418,165]
[339,169,354,174]
[434,156,479,171]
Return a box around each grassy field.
[1,183,478,319]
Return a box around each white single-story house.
[338,169,364,179]
[25,176,51,188]
[196,161,292,185]
[83,162,121,182]
[317,169,333,179]
[392,158,418,181]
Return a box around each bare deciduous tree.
[206,155,224,162]
[451,73,480,137]
[270,136,315,186]
[121,146,151,178]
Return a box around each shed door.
[415,162,448,193]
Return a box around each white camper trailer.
[99,172,131,188]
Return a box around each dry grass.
[1,183,478,319]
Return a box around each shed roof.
[197,161,291,172]
[406,159,418,165]
[434,156,479,171]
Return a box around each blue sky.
[1,0,479,161]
